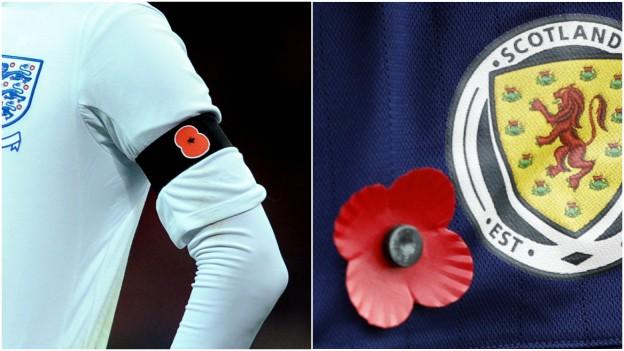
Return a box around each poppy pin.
[334,168,474,328]
[174,125,210,159]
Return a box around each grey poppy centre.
[385,224,423,268]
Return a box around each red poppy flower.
[174,125,210,159]
[334,168,473,328]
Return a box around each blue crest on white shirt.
[2,55,44,152]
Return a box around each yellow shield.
[490,58,622,236]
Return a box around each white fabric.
[1,2,259,348]
[76,3,221,160]
[156,147,267,249]
[170,205,288,349]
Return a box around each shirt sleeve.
[170,204,288,348]
[156,147,267,248]
[77,2,220,160]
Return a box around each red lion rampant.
[530,84,607,190]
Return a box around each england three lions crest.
[448,15,621,277]
[2,55,44,152]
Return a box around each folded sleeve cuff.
[155,147,267,248]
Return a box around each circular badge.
[448,15,622,277]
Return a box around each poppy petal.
[405,228,473,307]
[334,184,391,260]
[388,168,455,230]
[346,251,414,328]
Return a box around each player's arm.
[171,206,288,348]
[77,4,288,347]
[136,114,288,348]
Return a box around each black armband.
[136,113,232,192]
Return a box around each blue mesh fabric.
[313,3,622,348]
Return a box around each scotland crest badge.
[2,55,44,152]
[448,15,622,277]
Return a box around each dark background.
[107,3,310,348]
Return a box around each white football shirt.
[2,2,265,348]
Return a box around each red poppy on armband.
[334,168,474,328]
[136,113,232,193]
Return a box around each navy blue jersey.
[314,3,622,348]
